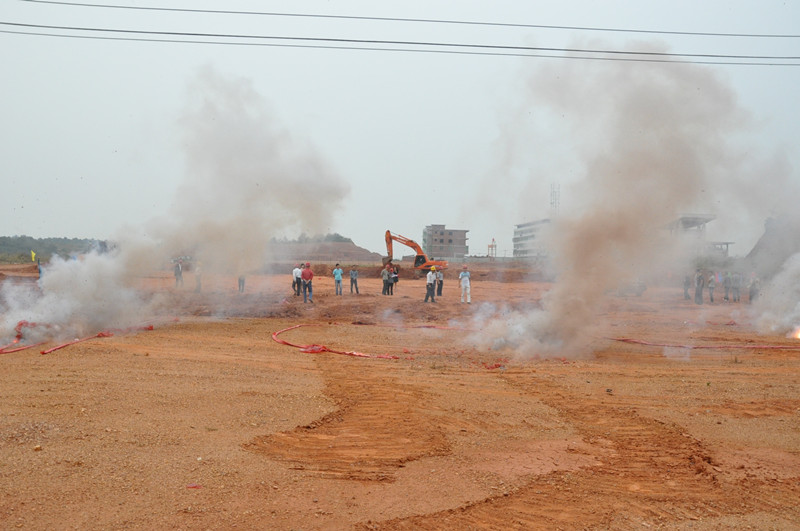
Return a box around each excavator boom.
[384,230,448,271]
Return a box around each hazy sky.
[2,0,798,256]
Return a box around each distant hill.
[266,240,383,265]
[0,234,381,265]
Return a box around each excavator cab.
[414,255,427,268]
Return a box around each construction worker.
[436,267,444,297]
[459,264,471,304]
[424,267,437,303]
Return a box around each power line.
[18,0,800,39]
[2,20,800,65]
[3,27,797,67]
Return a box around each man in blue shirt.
[333,263,344,296]
[349,265,359,294]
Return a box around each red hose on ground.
[40,325,156,355]
[272,322,479,360]
[0,342,46,354]
[272,324,399,360]
[41,331,115,355]
[2,319,158,356]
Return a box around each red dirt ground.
[1,263,799,530]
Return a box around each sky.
[2,0,799,257]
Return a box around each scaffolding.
[488,238,497,260]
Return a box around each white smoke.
[480,40,791,356]
[1,66,349,344]
[755,252,800,335]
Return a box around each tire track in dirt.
[244,355,450,481]
[368,370,800,529]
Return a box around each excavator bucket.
[382,256,392,266]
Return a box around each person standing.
[436,268,444,297]
[707,272,715,304]
[301,262,314,303]
[459,264,471,304]
[381,264,391,295]
[292,264,302,296]
[390,267,399,294]
[732,271,742,302]
[174,259,183,288]
[424,267,437,303]
[349,265,359,294]
[748,277,760,304]
[333,263,343,296]
[694,269,704,305]
[238,275,246,293]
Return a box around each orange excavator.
[383,230,448,271]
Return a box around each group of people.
[381,264,399,295]
[291,262,316,303]
[287,262,474,304]
[292,263,362,302]
[684,270,760,305]
[425,265,472,304]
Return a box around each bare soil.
[1,264,799,530]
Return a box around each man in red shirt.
[301,262,314,303]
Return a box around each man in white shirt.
[424,267,437,303]
[459,264,471,304]
[292,264,302,296]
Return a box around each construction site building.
[422,225,469,260]
[513,219,551,258]
[665,214,733,258]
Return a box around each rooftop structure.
[666,214,733,258]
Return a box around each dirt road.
[1,267,799,529]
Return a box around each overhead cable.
[2,20,800,65]
[18,0,800,39]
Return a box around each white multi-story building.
[512,219,551,258]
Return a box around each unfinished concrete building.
[665,214,733,258]
[422,224,469,260]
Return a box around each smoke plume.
[1,67,349,342]
[483,40,786,356]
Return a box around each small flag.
[31,250,36,262]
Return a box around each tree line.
[0,236,104,263]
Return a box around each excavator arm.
[384,230,448,271]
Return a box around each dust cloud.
[479,40,793,357]
[1,67,348,342]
